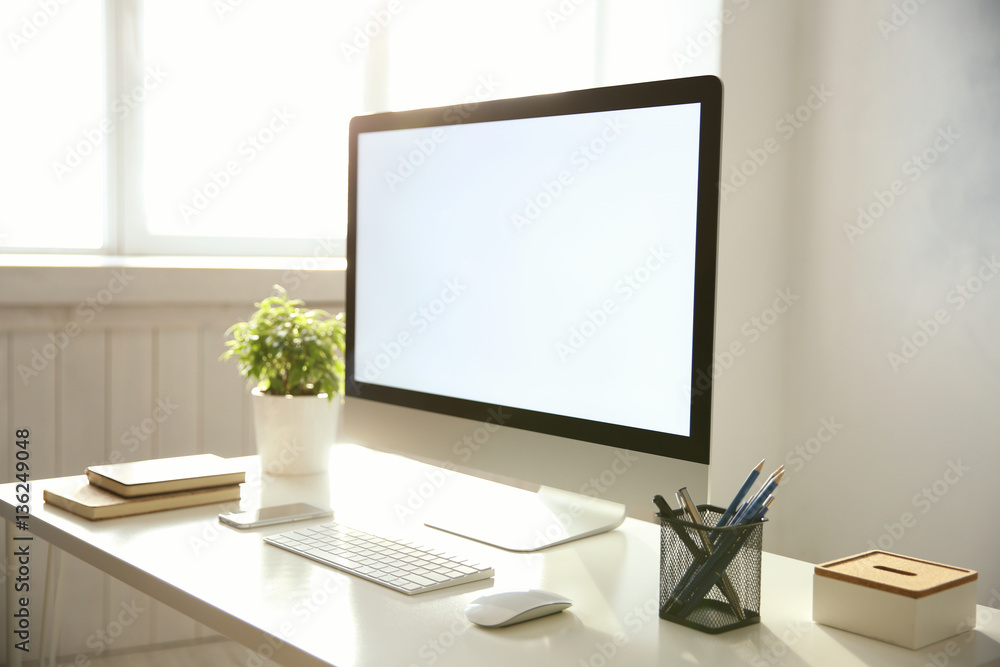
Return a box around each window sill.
[0,255,346,307]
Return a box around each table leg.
[40,544,64,667]
[6,522,23,667]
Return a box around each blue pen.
[716,459,764,529]
[733,466,782,521]
[676,520,762,618]
[753,496,775,521]
[732,470,782,526]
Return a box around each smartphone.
[219,503,332,529]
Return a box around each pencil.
[717,459,764,528]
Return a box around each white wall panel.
[105,330,155,653]
[0,272,345,659]
[152,327,202,644]
[59,330,107,474]
[155,328,201,458]
[57,329,108,657]
[203,326,248,460]
[11,333,58,478]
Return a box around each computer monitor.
[344,75,723,551]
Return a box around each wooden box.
[813,550,977,649]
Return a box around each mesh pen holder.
[658,504,764,633]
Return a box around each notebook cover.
[86,454,246,497]
[43,476,242,520]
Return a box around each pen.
[733,465,782,521]
[672,488,745,620]
[652,494,673,517]
[723,465,781,531]
[716,459,764,529]
[676,520,760,618]
[732,470,783,526]
[654,494,708,566]
[754,495,775,521]
[755,465,783,499]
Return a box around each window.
[2,0,720,258]
[3,0,104,250]
[136,2,364,256]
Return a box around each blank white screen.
[354,103,702,437]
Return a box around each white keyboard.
[264,522,494,594]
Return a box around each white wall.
[704,0,798,515]
[712,0,1000,606]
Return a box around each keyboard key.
[404,573,436,587]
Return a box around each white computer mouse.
[465,589,572,628]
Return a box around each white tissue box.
[813,550,977,650]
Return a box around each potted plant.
[221,285,346,475]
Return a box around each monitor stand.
[424,483,627,552]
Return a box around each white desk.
[4,444,1000,666]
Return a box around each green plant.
[221,285,346,401]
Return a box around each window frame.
[113,0,354,258]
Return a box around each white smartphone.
[219,503,332,529]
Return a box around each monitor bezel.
[345,75,722,465]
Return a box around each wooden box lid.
[815,550,977,599]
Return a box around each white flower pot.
[251,388,342,475]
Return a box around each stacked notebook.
[43,454,246,520]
